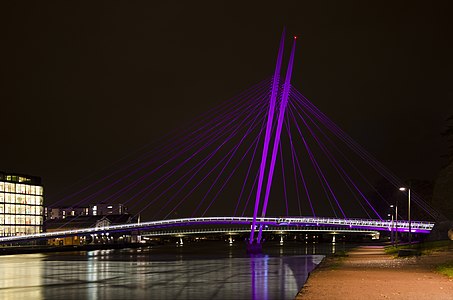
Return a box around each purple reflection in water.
[249,254,323,300]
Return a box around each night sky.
[1,1,452,212]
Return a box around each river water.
[0,241,344,300]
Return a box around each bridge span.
[0,216,434,244]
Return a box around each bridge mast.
[249,29,286,244]
[257,37,297,243]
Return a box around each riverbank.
[297,242,453,299]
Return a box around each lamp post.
[399,187,411,244]
[394,202,398,246]
[388,211,394,245]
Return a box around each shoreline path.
[297,244,453,300]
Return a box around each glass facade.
[0,172,43,236]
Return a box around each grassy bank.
[384,240,453,255]
[437,262,453,278]
[385,240,453,278]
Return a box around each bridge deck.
[0,216,435,243]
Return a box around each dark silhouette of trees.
[432,115,453,220]
[441,115,453,164]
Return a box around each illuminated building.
[44,203,133,245]
[45,214,138,246]
[0,172,44,236]
[46,203,127,220]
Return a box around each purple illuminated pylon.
[256,37,297,243]
[249,29,286,244]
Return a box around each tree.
[441,115,453,164]
[432,115,453,220]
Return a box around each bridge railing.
[0,216,435,243]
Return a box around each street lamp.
[388,211,394,245]
[394,203,399,246]
[399,187,411,244]
[389,203,399,246]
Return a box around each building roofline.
[0,171,42,185]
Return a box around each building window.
[36,186,43,195]
[5,183,15,193]
[17,184,26,194]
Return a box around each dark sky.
[1,1,452,210]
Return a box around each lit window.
[18,195,26,204]
[18,184,26,194]
[36,186,43,195]
[5,183,15,193]
[5,194,14,203]
[107,205,113,209]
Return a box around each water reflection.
[0,243,332,300]
[0,254,43,300]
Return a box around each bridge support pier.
[246,241,262,254]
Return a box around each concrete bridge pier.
[246,240,263,254]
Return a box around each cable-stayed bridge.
[0,29,439,245]
[0,216,434,243]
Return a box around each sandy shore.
[297,244,453,300]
